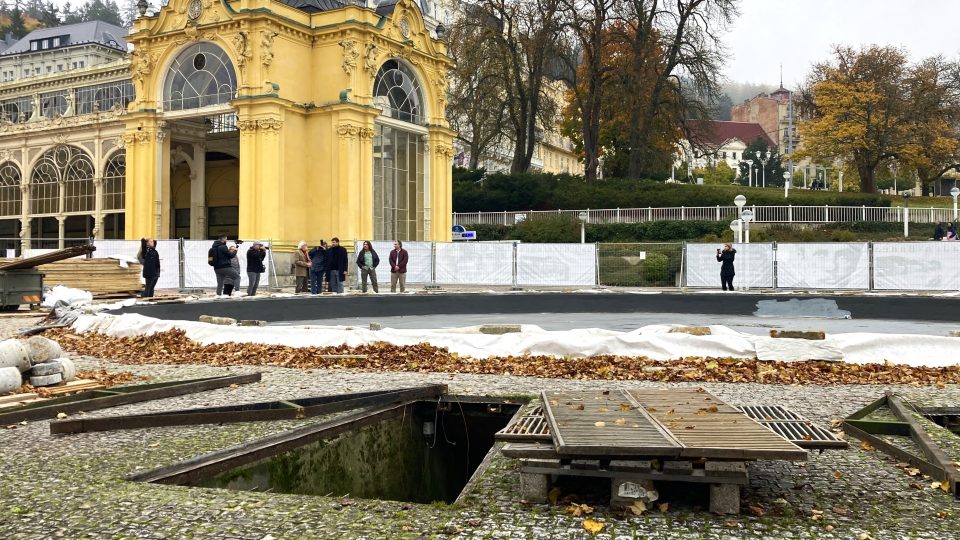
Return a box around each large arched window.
[373,60,425,124]
[0,162,20,217]
[163,42,237,111]
[102,151,125,211]
[31,146,95,215]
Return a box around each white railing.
[453,206,959,226]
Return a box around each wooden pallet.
[38,259,142,296]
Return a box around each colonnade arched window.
[373,60,425,125]
[163,42,238,111]
[30,145,95,215]
[373,60,427,241]
[102,152,125,211]
[0,163,20,217]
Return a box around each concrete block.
[29,372,63,387]
[570,460,600,470]
[369,322,382,331]
[519,472,550,503]
[769,330,826,340]
[479,324,522,335]
[709,483,741,515]
[199,315,237,325]
[704,461,747,478]
[663,460,694,475]
[609,460,653,473]
[238,320,266,327]
[29,360,64,377]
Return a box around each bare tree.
[446,12,511,169]
[614,0,735,179]
[557,0,620,182]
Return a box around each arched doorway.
[373,59,428,241]
[162,42,239,239]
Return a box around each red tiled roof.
[686,120,775,148]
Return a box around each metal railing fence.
[454,205,960,226]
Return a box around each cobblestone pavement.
[0,316,959,539]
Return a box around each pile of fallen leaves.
[46,329,960,386]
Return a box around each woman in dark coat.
[716,243,736,291]
[140,238,160,298]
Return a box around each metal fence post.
[594,242,600,288]
[503,211,507,226]
[178,237,186,291]
[681,206,685,221]
[715,205,720,221]
[511,241,518,289]
[616,207,621,223]
[680,241,687,289]
[772,241,778,290]
[430,241,437,285]
[862,205,866,221]
[825,204,830,222]
[868,241,874,291]
[647,206,652,221]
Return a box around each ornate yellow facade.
[124,0,455,246]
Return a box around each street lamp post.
[783,171,792,199]
[741,209,754,243]
[578,211,588,244]
[754,151,771,188]
[952,187,960,220]
[745,160,754,187]
[734,195,746,243]
[902,192,911,239]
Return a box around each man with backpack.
[208,235,239,296]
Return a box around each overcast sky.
[725,0,960,88]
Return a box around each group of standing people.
[209,236,269,297]
[294,238,409,294]
[933,221,958,241]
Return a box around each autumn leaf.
[858,533,876,540]
[565,503,594,517]
[619,403,632,412]
[547,487,561,504]
[860,441,875,452]
[747,505,765,517]
[833,471,843,480]
[594,421,606,427]
[905,467,921,477]
[707,405,718,413]
[598,407,609,413]
[626,501,646,515]
[582,519,604,535]
[575,404,585,411]
[658,502,669,513]
[614,418,626,425]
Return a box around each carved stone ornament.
[187,0,202,20]
[130,48,155,96]
[339,39,359,75]
[359,127,375,140]
[261,31,278,70]
[337,123,360,139]
[257,119,282,131]
[398,17,411,38]
[234,32,252,75]
[435,145,454,158]
[363,43,379,73]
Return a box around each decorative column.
[18,183,28,253]
[427,126,456,241]
[190,142,206,240]
[93,175,104,240]
[123,113,171,239]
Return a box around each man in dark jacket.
[389,240,408,293]
[211,235,239,296]
[308,241,327,294]
[140,238,160,298]
[246,241,268,296]
[325,237,348,294]
[934,221,945,241]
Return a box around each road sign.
[452,225,466,233]
[452,231,476,241]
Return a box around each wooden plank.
[519,465,747,485]
[0,393,38,405]
[843,419,911,436]
[626,388,808,461]
[841,421,946,481]
[887,393,960,495]
[501,442,560,459]
[541,390,681,457]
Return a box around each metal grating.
[739,405,848,449]
[496,406,552,442]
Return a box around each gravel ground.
[0,315,958,539]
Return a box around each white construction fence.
[11,239,960,292]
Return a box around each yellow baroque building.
[126,0,454,246]
[0,0,454,252]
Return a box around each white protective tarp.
[516,243,596,286]
[685,243,774,288]
[42,285,93,307]
[182,240,272,289]
[367,241,433,285]
[775,243,870,290]
[873,242,960,291]
[71,312,960,366]
[93,239,181,289]
[435,242,513,285]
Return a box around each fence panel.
[367,241,433,284]
[685,243,774,289]
[873,242,960,291]
[92,239,181,290]
[597,243,683,287]
[434,242,513,285]
[516,243,597,286]
[775,243,870,289]
[182,240,272,290]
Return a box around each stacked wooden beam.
[39,258,142,297]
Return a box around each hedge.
[453,169,892,212]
